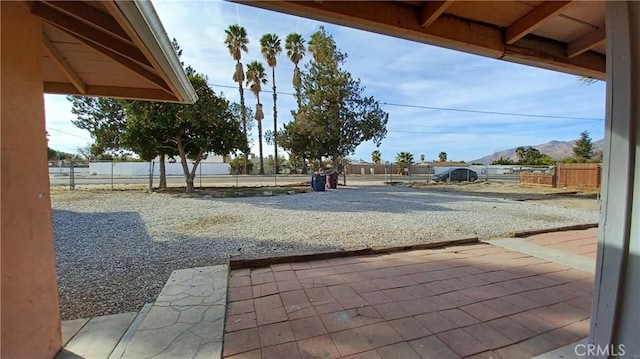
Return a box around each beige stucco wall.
[1,2,63,358]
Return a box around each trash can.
[311,174,326,191]
[328,172,338,189]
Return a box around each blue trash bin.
[311,174,326,191]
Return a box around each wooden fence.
[519,163,601,190]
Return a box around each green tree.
[260,33,282,174]
[420,154,425,163]
[246,61,268,175]
[491,157,516,165]
[573,130,594,160]
[371,150,381,164]
[396,152,414,175]
[224,24,250,174]
[438,151,447,162]
[298,27,388,167]
[68,96,126,155]
[515,146,526,162]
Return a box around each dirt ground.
[410,181,601,211]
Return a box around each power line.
[47,127,92,141]
[380,102,604,121]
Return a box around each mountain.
[471,139,604,164]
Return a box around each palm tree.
[371,150,381,164]
[224,25,249,174]
[439,151,447,162]
[285,33,306,108]
[396,152,414,175]
[420,154,425,163]
[260,33,282,174]
[246,61,268,175]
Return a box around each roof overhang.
[231,1,606,80]
[33,0,196,103]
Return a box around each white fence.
[89,161,230,176]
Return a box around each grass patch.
[156,185,310,198]
[174,214,243,231]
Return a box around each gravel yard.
[52,185,598,319]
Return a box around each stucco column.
[590,1,640,356]
[1,2,62,359]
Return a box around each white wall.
[89,162,230,176]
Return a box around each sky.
[44,0,607,163]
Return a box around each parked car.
[433,168,478,182]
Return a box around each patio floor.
[223,230,596,359]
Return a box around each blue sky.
[45,0,606,163]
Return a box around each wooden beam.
[231,1,605,79]
[506,1,573,44]
[567,26,606,58]
[44,82,179,102]
[32,2,151,67]
[421,0,454,28]
[42,34,86,94]
[43,1,133,44]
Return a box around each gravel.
[52,185,598,319]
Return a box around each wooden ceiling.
[32,1,194,102]
[234,0,606,79]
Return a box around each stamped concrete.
[121,265,228,359]
[58,312,137,359]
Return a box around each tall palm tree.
[371,150,381,164]
[285,33,306,108]
[396,152,414,175]
[260,33,282,174]
[246,61,268,175]
[224,25,250,174]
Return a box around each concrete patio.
[59,228,597,359]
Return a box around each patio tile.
[460,302,504,322]
[435,291,476,309]
[486,317,536,342]
[254,294,283,311]
[388,317,432,341]
[262,342,301,359]
[330,328,375,357]
[320,310,361,333]
[463,323,513,349]
[409,335,458,359]
[376,342,421,359]
[314,301,344,315]
[297,335,341,359]
[281,289,310,308]
[274,270,297,281]
[440,309,481,327]
[270,263,292,272]
[277,279,303,292]
[360,290,393,305]
[358,322,403,348]
[500,293,542,311]
[323,274,347,286]
[482,298,524,316]
[414,312,457,334]
[291,262,311,270]
[329,284,368,308]
[332,264,357,274]
[305,287,334,305]
[229,276,251,288]
[400,298,440,316]
[465,350,503,359]
[514,333,563,356]
[225,349,261,359]
[259,322,295,347]
[253,282,279,298]
[509,310,556,334]
[438,328,489,357]
[342,272,367,283]
[372,302,411,320]
[256,306,288,326]
[226,312,257,332]
[494,342,535,358]
[252,271,275,285]
[290,316,327,340]
[228,286,253,302]
[223,328,260,357]
[287,304,317,320]
[350,281,378,293]
[228,299,254,316]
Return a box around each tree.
[285,33,306,108]
[246,60,268,175]
[68,96,126,155]
[371,150,381,164]
[573,130,594,160]
[438,151,447,162]
[297,27,388,167]
[420,154,425,163]
[125,73,246,192]
[491,157,516,165]
[515,146,526,162]
[260,33,282,174]
[224,24,250,174]
[395,152,414,175]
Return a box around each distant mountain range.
[471,139,604,164]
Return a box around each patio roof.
[33,0,197,103]
[233,0,606,80]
